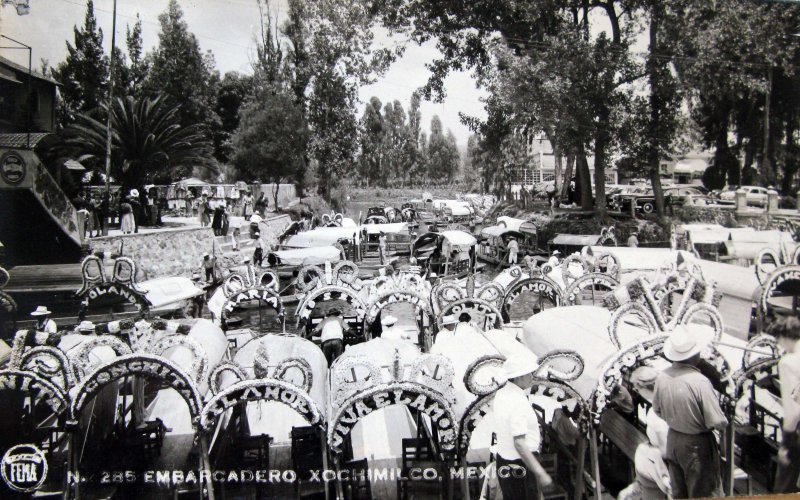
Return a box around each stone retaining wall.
[89,214,292,279]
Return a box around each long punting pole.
[198,433,215,500]
[575,434,587,499]
[589,427,602,500]
[726,418,736,496]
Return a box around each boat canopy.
[552,234,603,246]
[587,247,696,272]
[283,227,358,248]
[362,222,408,235]
[440,230,477,247]
[496,216,537,234]
[272,246,342,266]
[138,276,204,309]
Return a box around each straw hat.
[502,351,539,380]
[30,306,51,317]
[129,189,139,198]
[630,365,659,403]
[442,315,457,326]
[553,250,561,255]
[77,320,95,333]
[381,315,398,327]
[663,324,706,362]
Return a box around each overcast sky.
[1,0,487,147]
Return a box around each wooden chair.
[343,458,372,500]
[396,438,442,500]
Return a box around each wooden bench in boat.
[599,409,649,462]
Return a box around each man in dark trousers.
[653,325,728,498]
[313,308,346,366]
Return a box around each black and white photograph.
[1,0,799,498]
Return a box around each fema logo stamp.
[1,444,48,493]
[0,151,27,185]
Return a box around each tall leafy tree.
[146,0,220,136]
[125,15,149,99]
[309,69,359,199]
[51,0,108,126]
[358,96,385,186]
[59,95,214,192]
[215,72,255,164]
[426,115,460,182]
[231,89,308,208]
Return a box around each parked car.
[718,186,769,207]
[618,186,705,214]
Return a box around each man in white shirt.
[313,309,346,366]
[380,315,410,341]
[435,315,458,343]
[493,351,553,498]
[30,306,57,334]
[547,250,561,268]
[507,236,519,265]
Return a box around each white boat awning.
[552,234,601,246]
[440,230,477,247]
[284,227,358,248]
[273,246,342,266]
[138,277,204,309]
[362,222,408,235]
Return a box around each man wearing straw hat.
[493,351,552,499]
[507,235,519,265]
[30,306,57,335]
[652,325,727,499]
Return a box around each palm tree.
[59,94,215,191]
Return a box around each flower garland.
[592,336,667,424]
[253,344,270,379]
[607,302,659,349]
[534,349,585,382]
[274,357,314,393]
[208,361,247,395]
[530,379,591,433]
[458,392,495,453]
[463,354,506,396]
[564,273,620,306]
[19,346,76,391]
[410,354,456,403]
[70,336,133,379]
[331,356,382,408]
[150,334,208,385]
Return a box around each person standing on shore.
[507,236,519,265]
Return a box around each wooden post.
[726,418,736,496]
[575,434,587,499]
[589,427,602,500]
[321,430,331,500]
[459,451,470,500]
[198,433,215,500]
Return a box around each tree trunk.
[782,120,797,195]
[562,153,575,201]
[554,145,563,199]
[273,180,281,211]
[577,145,593,211]
[593,107,609,216]
[760,66,776,186]
[647,3,665,217]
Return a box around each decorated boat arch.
[201,334,328,438]
[432,276,505,332]
[327,340,458,472]
[219,267,284,332]
[0,266,17,336]
[295,261,368,341]
[76,255,151,319]
[500,265,564,322]
[364,276,434,346]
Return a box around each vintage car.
[618,186,706,214]
[719,185,770,207]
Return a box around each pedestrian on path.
[378,231,388,265]
[628,231,640,248]
[653,325,727,499]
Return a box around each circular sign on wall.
[0,151,26,185]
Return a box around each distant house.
[0,55,58,135]
[518,131,617,186]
